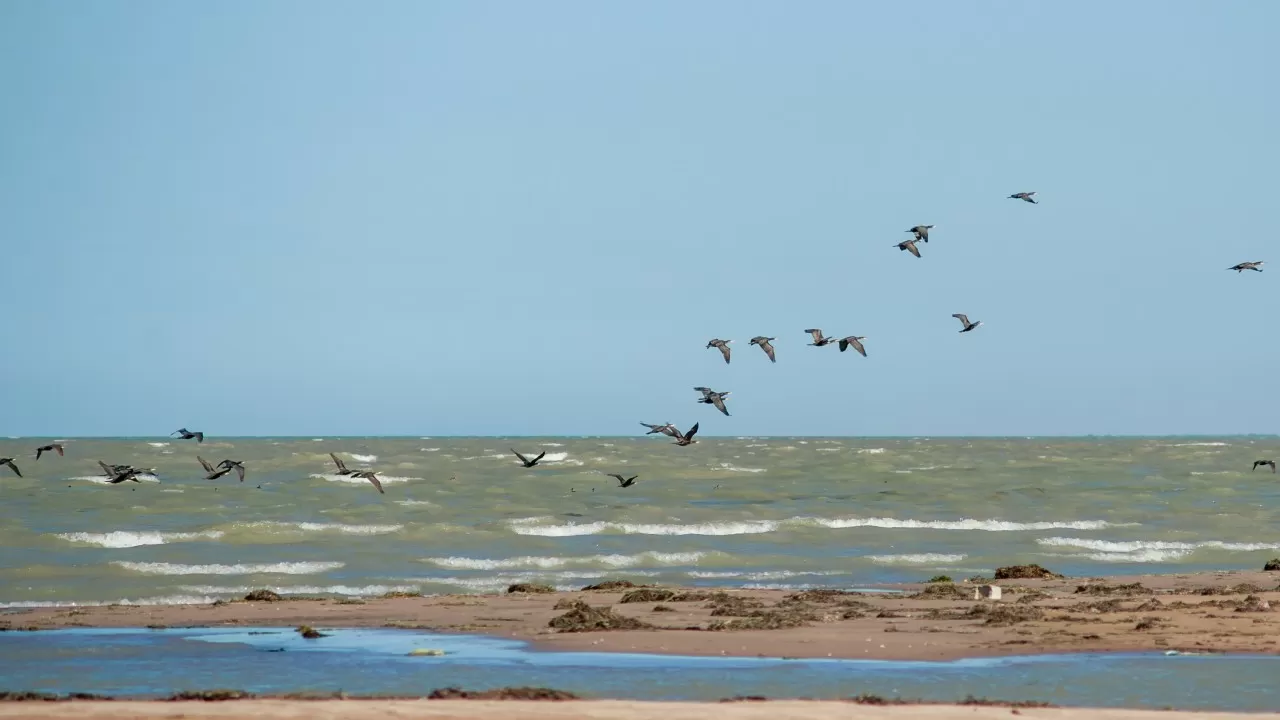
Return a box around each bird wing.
[54,444,64,456]
[906,241,920,258]
[533,451,547,464]
[805,329,823,343]
[838,338,849,352]
[953,314,970,327]
[607,473,624,482]
[685,422,700,440]
[693,386,714,396]
[1271,461,1278,472]
[194,432,204,443]
[511,449,529,465]
[719,344,731,363]
[234,464,246,482]
[35,447,45,460]
[172,429,186,436]
[329,453,348,472]
[711,395,729,416]
[4,460,20,477]
[364,473,385,494]
[98,460,114,477]
[849,337,867,357]
[198,456,214,473]
[760,340,775,362]
[108,473,130,484]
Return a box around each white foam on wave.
[395,500,437,507]
[423,551,707,570]
[1038,536,1280,562]
[715,463,766,473]
[865,553,966,565]
[0,595,220,609]
[242,521,403,535]
[687,570,842,580]
[55,530,224,548]
[422,448,441,452]
[857,448,887,454]
[348,453,377,463]
[539,452,581,466]
[509,515,1123,537]
[510,520,780,537]
[311,473,413,485]
[809,517,1120,532]
[179,584,418,597]
[71,474,160,485]
[542,443,564,447]
[147,442,169,448]
[1164,442,1229,447]
[113,561,344,575]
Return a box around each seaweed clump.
[507,583,555,594]
[1073,582,1150,597]
[1264,558,1280,572]
[911,583,970,600]
[296,625,327,639]
[548,601,652,632]
[243,589,282,602]
[580,580,641,591]
[994,564,1063,580]
[428,687,578,700]
[168,690,255,701]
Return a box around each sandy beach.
[5,569,1278,661]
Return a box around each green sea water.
[1,436,1277,606]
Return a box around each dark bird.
[1228,261,1264,273]
[838,336,868,357]
[511,448,546,468]
[894,238,922,258]
[98,461,146,484]
[749,336,776,363]
[694,387,731,416]
[706,339,732,364]
[608,473,638,488]
[172,428,204,443]
[217,459,247,482]
[805,329,837,347]
[640,422,678,437]
[198,456,233,481]
[672,422,700,446]
[0,458,21,477]
[952,313,982,333]
[907,225,934,242]
[35,443,64,460]
[1254,460,1277,473]
[1008,192,1037,204]
[350,470,385,494]
[329,452,356,476]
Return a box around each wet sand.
[0,701,1276,720]
[5,569,1279,661]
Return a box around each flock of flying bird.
[0,196,1269,490]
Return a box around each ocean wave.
[112,561,344,575]
[422,551,707,570]
[1038,536,1280,563]
[311,473,414,485]
[1163,442,1229,447]
[179,583,418,597]
[146,442,169,448]
[508,516,1122,537]
[865,553,966,565]
[857,448,886,454]
[715,463,766,473]
[71,474,160,485]
[348,453,377,463]
[0,595,220,609]
[241,521,403,535]
[55,531,224,548]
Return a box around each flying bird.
[706,339,732,364]
[98,461,146,484]
[749,336,776,363]
[172,428,204,443]
[198,456,233,481]
[907,225,934,242]
[1008,192,1037,204]
[35,443,64,460]
[894,238,922,258]
[1253,460,1276,473]
[511,449,547,468]
[608,473,638,488]
[952,313,982,333]
[805,329,837,347]
[1228,261,1264,273]
[0,458,21,477]
[217,459,247,482]
[694,387,731,416]
[838,336,868,357]
[350,470,385,494]
[328,452,357,475]
[672,422,700,446]
[640,422,678,437]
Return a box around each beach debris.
[620,588,677,603]
[507,583,555,594]
[1264,559,1280,572]
[511,449,546,468]
[295,625,327,639]
[243,589,282,602]
[927,575,953,583]
[974,585,1003,601]
[911,583,969,600]
[1074,582,1149,596]
[407,648,448,656]
[1134,616,1165,631]
[706,338,732,364]
[1234,594,1272,612]
[994,564,1062,580]
[580,580,642,591]
[970,604,1043,626]
[34,444,64,460]
[171,428,204,443]
[167,689,253,701]
[427,687,579,700]
[1016,590,1052,604]
[548,600,652,632]
[380,590,423,599]
[653,604,676,612]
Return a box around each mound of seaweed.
[994,564,1063,580]
[548,601,652,632]
[428,687,578,700]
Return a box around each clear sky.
[1,1,1276,437]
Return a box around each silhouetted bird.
[172,428,204,443]
[894,239,921,258]
[640,422,678,437]
[952,313,982,333]
[805,329,837,347]
[907,225,934,242]
[694,387,731,416]
[329,453,356,475]
[706,339,732,364]
[838,336,868,357]
[98,461,146,484]
[0,458,21,477]
[35,443,64,460]
[1008,192,1037,204]
[749,336,776,363]
[351,470,385,494]
[1228,261,1264,273]
[198,456,233,480]
[608,473,638,488]
[1253,460,1276,473]
[217,459,247,482]
[672,422,700,446]
[511,449,546,468]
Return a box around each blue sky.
[1,1,1275,437]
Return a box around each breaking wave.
[422,551,708,570]
[112,561,344,575]
[55,531,224,548]
[508,516,1122,537]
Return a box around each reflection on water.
[1,628,1278,711]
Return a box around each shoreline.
[4,569,1279,661]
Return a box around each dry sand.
[5,569,1279,661]
[0,701,1276,720]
